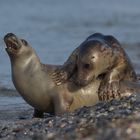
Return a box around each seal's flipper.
[98,80,140,101]
[52,47,80,86]
[98,80,121,101]
[52,68,69,85]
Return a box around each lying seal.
[52,33,138,101]
[4,33,103,117]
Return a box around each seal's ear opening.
[21,39,28,46]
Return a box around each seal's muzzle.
[4,33,21,54]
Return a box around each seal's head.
[75,40,115,86]
[4,33,34,62]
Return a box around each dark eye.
[83,63,90,69]
[21,39,28,46]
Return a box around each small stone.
[60,123,67,128]
[108,106,114,111]
[47,133,55,139]
[47,121,53,127]
[12,127,24,133]
[126,128,133,134]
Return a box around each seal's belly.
[70,92,99,111]
[69,79,100,111]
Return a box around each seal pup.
[52,33,138,101]
[4,33,103,117]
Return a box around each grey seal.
[4,33,102,117]
[52,33,138,100]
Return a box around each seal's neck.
[11,51,41,73]
[11,50,50,95]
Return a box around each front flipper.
[98,80,140,101]
[52,47,80,86]
[98,60,136,101]
[98,80,121,101]
[52,68,69,86]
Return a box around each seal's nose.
[4,33,16,41]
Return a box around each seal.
[4,33,102,117]
[52,33,138,101]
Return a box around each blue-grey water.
[0,0,140,110]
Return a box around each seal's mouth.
[4,33,21,54]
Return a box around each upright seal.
[4,33,102,117]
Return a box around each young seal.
[52,33,138,101]
[4,33,103,117]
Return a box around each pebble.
[1,94,140,140]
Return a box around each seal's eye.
[83,63,90,69]
[21,39,28,46]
